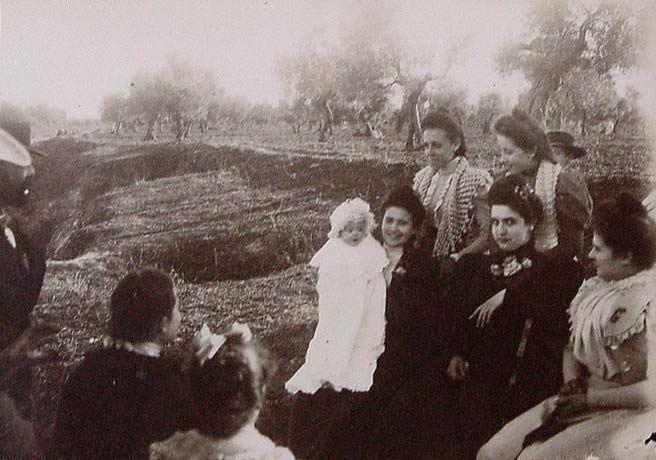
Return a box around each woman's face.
[381,206,415,248]
[491,205,533,252]
[589,231,631,281]
[423,128,459,171]
[496,134,536,175]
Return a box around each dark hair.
[488,175,544,225]
[421,110,467,157]
[593,193,656,270]
[492,108,554,163]
[191,332,272,439]
[380,185,426,229]
[0,161,33,207]
[109,268,176,342]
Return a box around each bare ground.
[8,128,653,451]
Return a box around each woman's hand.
[469,289,507,328]
[447,355,469,381]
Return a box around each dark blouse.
[554,169,593,261]
[444,245,583,416]
[0,210,46,350]
[370,243,441,402]
[53,347,194,460]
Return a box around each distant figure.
[546,131,587,170]
[0,126,47,459]
[151,323,294,460]
[53,268,193,460]
[285,198,388,459]
[0,128,45,350]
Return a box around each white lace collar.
[102,336,162,357]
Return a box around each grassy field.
[9,125,655,451]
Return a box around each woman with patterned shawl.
[478,193,656,460]
[492,109,593,261]
[412,111,492,264]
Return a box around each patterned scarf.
[413,158,491,257]
[533,161,561,252]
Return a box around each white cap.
[327,197,375,239]
[0,128,32,167]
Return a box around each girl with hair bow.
[152,322,293,460]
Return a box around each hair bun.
[616,192,648,218]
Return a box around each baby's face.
[339,219,368,247]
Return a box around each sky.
[0,0,653,122]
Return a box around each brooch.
[491,256,532,278]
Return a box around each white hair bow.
[193,322,253,366]
[193,323,226,366]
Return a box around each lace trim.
[602,311,647,350]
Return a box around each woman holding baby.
[284,185,443,460]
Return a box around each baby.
[286,197,388,394]
[151,323,294,460]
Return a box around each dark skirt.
[287,387,368,460]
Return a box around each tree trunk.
[173,113,184,141]
[405,122,416,149]
[142,116,157,141]
[405,103,423,150]
[482,114,494,134]
[580,110,587,137]
[324,101,333,135]
[183,119,193,139]
[612,116,621,135]
[527,76,560,125]
[395,112,405,133]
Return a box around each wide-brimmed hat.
[0,120,48,159]
[0,127,32,167]
[546,131,587,159]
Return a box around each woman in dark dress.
[478,193,656,460]
[364,176,583,460]
[372,185,440,403]
[440,174,584,459]
[293,186,441,460]
[350,186,444,460]
[53,268,194,460]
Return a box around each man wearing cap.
[547,131,594,264]
[0,127,46,349]
[0,126,47,459]
[546,131,588,170]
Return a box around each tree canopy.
[498,0,643,132]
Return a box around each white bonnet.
[327,197,375,239]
